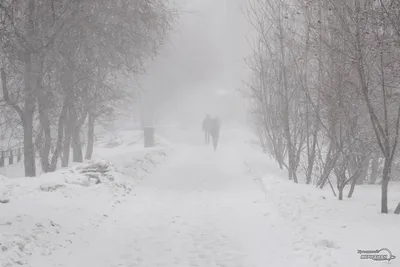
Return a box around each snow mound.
[0,216,63,267]
[75,160,118,184]
[0,140,169,267]
[242,139,400,267]
[39,183,66,192]
[110,148,168,181]
[0,175,11,204]
[98,130,144,148]
[104,140,122,148]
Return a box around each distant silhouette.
[209,116,220,151]
[202,114,212,144]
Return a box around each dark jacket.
[209,118,220,137]
[202,117,211,132]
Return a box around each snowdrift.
[242,137,400,267]
[0,130,169,267]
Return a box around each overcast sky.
[139,0,253,125]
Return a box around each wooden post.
[0,151,4,167]
[144,127,154,147]
[9,150,13,165]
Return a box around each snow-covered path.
[39,130,309,267]
[4,129,398,267]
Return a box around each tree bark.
[72,126,83,162]
[2,64,36,176]
[347,175,358,198]
[38,97,51,173]
[338,186,343,200]
[72,111,87,162]
[306,130,318,184]
[49,100,68,171]
[277,8,297,183]
[318,139,339,189]
[21,0,40,177]
[23,110,36,176]
[23,52,37,177]
[394,202,400,214]
[85,113,95,160]
[381,159,391,214]
[62,108,73,167]
[306,0,322,185]
[335,166,346,200]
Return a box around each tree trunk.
[277,11,297,183]
[318,140,338,189]
[72,110,87,162]
[41,124,51,172]
[348,156,369,198]
[23,56,37,177]
[306,131,318,184]
[381,158,391,214]
[72,126,83,162]
[62,128,72,167]
[38,99,51,173]
[35,124,44,148]
[338,186,343,200]
[62,108,73,167]
[347,175,358,198]
[22,0,41,177]
[369,153,380,184]
[336,169,345,200]
[85,113,95,160]
[1,64,36,176]
[394,201,400,214]
[306,1,321,185]
[272,135,284,169]
[49,101,68,171]
[23,113,36,177]
[273,132,285,169]
[277,157,283,169]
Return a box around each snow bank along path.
[0,131,169,267]
[37,128,332,267]
[14,128,399,267]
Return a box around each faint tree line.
[0,0,177,176]
[244,0,400,214]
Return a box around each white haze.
[138,0,253,128]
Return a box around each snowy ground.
[1,127,399,267]
[0,130,169,267]
[243,138,400,267]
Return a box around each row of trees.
[0,0,177,176]
[244,0,400,214]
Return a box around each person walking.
[209,116,220,151]
[202,114,212,144]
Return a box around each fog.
[139,0,253,128]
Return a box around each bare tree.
[244,0,400,214]
[1,0,177,175]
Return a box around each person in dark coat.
[202,114,212,144]
[209,116,220,151]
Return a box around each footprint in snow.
[314,239,339,249]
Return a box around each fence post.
[144,126,155,148]
[9,150,13,165]
[0,151,4,167]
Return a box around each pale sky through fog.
[139,0,253,126]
